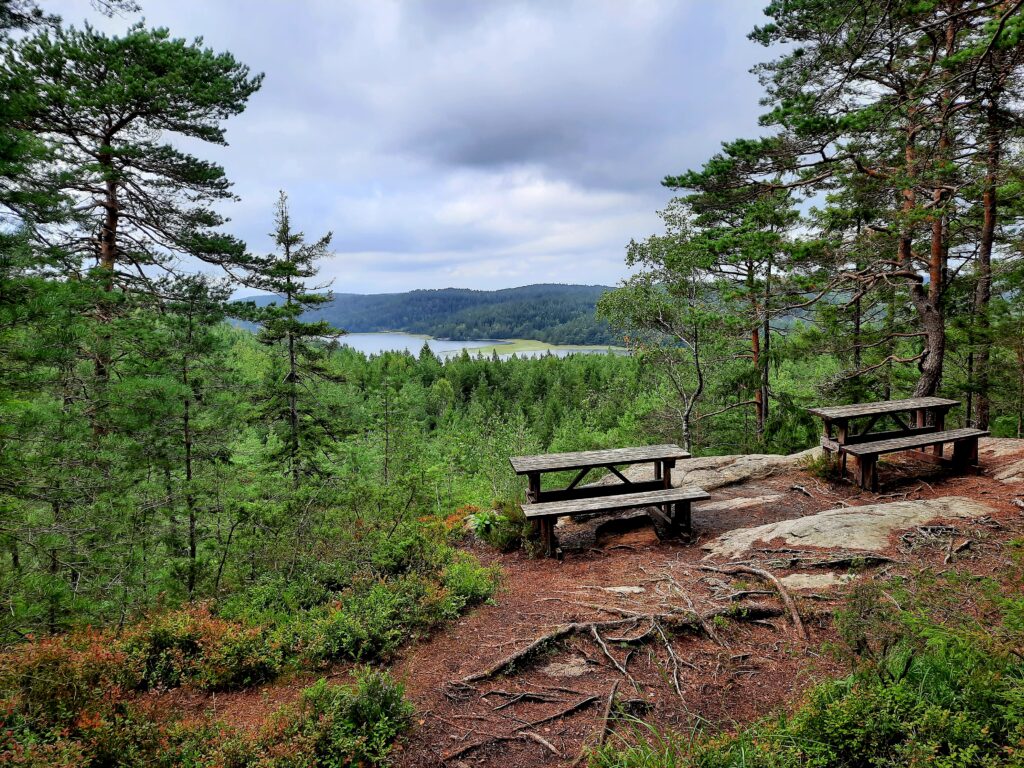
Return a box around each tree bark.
[972,100,1000,429]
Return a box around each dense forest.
[245,284,618,346]
[1,1,1024,767]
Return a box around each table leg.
[836,421,848,478]
[538,517,557,558]
[527,472,542,541]
[931,408,945,456]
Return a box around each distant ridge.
[241,283,618,345]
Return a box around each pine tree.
[250,191,341,488]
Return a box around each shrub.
[594,575,1024,768]
[266,671,412,768]
[303,577,427,664]
[468,502,528,552]
[123,605,282,691]
[0,630,133,732]
[440,554,499,617]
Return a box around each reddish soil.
[155,442,1024,767]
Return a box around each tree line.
[600,0,1024,450]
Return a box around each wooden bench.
[522,486,710,556]
[842,427,989,491]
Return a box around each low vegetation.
[592,559,1024,768]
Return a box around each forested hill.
[244,283,619,344]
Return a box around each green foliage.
[468,503,529,552]
[268,672,413,768]
[253,283,619,346]
[0,668,412,768]
[123,606,283,692]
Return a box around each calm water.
[336,332,622,360]
[338,332,496,357]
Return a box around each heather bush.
[266,671,413,768]
[122,605,283,691]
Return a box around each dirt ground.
[151,441,1024,768]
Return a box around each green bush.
[440,553,499,617]
[303,577,428,663]
[269,671,413,768]
[123,606,282,692]
[468,502,528,551]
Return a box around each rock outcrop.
[703,496,996,558]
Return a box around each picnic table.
[807,397,988,490]
[509,444,709,557]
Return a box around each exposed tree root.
[701,565,809,642]
[460,603,782,683]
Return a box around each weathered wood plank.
[843,427,988,457]
[510,444,690,474]
[534,479,665,503]
[807,397,958,420]
[522,487,709,519]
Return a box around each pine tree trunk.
[973,101,999,429]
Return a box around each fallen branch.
[701,565,809,642]
[943,538,971,565]
[598,679,620,746]
[491,691,564,710]
[654,620,686,701]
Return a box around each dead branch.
[944,538,971,565]
[599,680,620,746]
[591,624,636,686]
[654,620,686,701]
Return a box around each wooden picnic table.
[510,444,690,502]
[509,444,697,556]
[808,397,959,458]
[807,397,986,490]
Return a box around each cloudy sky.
[52,0,770,294]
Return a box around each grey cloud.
[48,0,771,292]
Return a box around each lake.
[336,332,624,359]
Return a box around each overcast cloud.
[49,0,770,293]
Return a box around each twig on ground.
[944,538,971,564]
[591,624,636,686]
[534,597,647,617]
[599,680,620,746]
[521,731,561,757]
[491,692,564,710]
[654,620,686,701]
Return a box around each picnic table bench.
[807,398,988,491]
[509,444,709,557]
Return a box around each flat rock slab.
[697,494,784,512]
[704,496,996,558]
[980,438,1024,484]
[780,572,855,591]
